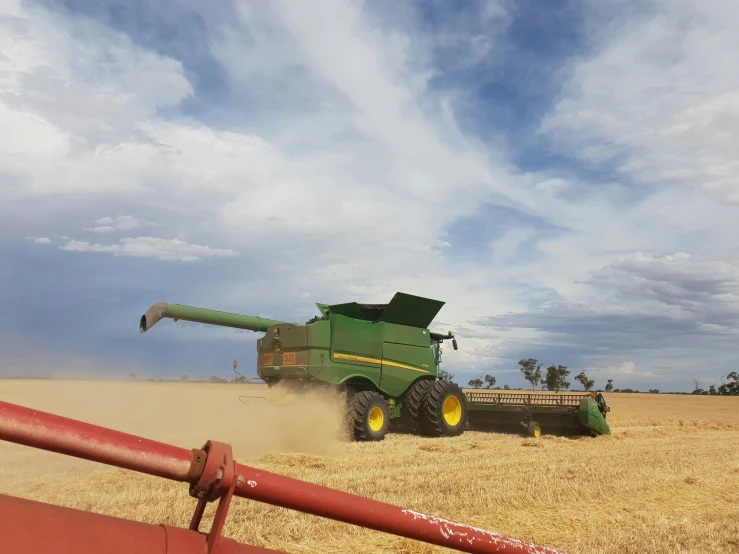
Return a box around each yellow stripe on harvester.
[333,353,428,373]
[382,359,429,373]
[334,353,381,364]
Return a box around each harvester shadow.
[389,422,588,442]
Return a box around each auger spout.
[139,302,283,334]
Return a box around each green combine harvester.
[139,292,610,441]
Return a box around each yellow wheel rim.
[443,395,462,427]
[534,426,541,438]
[368,407,384,432]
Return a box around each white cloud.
[593,362,656,379]
[33,237,51,244]
[586,250,739,319]
[471,248,739,386]
[85,215,156,233]
[0,0,193,199]
[59,237,238,262]
[539,0,739,205]
[2,0,739,389]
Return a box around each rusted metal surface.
[0,494,287,554]
[233,465,566,554]
[188,440,240,553]
[187,448,208,480]
[190,440,235,501]
[206,454,239,553]
[0,400,567,554]
[0,400,195,481]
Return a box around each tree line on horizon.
[691,373,739,396]
[466,359,607,392]
[464,360,739,396]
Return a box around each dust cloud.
[0,378,349,474]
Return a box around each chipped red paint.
[0,400,194,481]
[0,400,567,554]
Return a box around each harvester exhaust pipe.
[139,302,284,334]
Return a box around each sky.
[1,0,738,392]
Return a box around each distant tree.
[468,378,483,388]
[209,375,227,383]
[438,368,455,382]
[545,365,571,392]
[717,372,739,396]
[605,379,614,392]
[232,375,247,384]
[180,374,189,382]
[649,389,660,394]
[484,374,496,388]
[129,372,137,380]
[503,384,511,390]
[708,385,717,395]
[519,359,542,392]
[575,371,595,391]
[692,378,700,392]
[545,366,556,391]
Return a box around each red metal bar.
[233,465,563,554]
[0,494,285,554]
[0,400,196,481]
[0,400,567,554]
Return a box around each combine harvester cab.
[139,293,610,441]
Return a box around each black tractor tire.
[347,390,390,442]
[419,380,468,437]
[527,421,541,438]
[400,378,435,435]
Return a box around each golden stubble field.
[1,379,738,554]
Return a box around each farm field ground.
[1,379,738,554]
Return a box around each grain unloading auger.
[0,400,568,554]
[139,292,611,441]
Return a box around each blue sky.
[1,0,738,391]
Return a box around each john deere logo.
[320,353,324,363]
[273,342,282,353]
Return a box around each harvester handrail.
[0,400,566,554]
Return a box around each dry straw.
[1,380,738,554]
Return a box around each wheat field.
[1,379,738,554]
